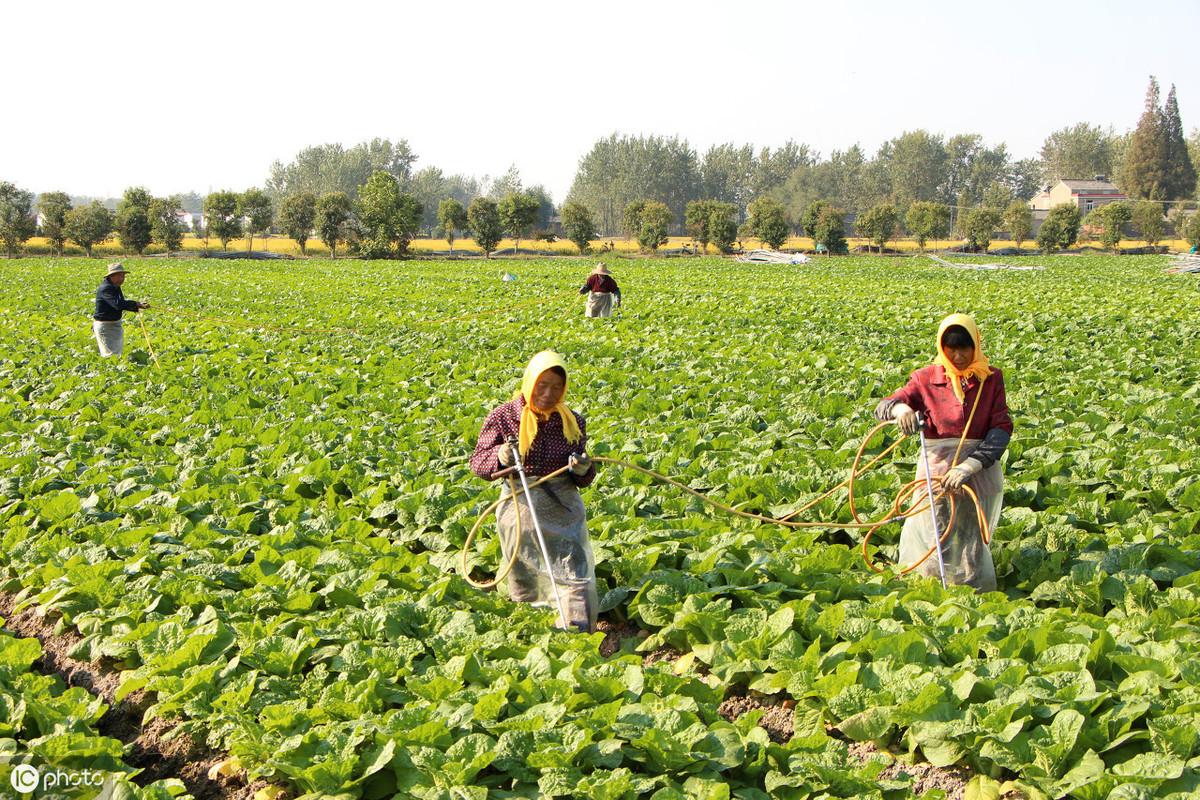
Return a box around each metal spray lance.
[505,436,570,629]
[916,412,948,588]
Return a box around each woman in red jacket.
[873,314,1013,591]
[470,350,598,631]
[579,263,622,318]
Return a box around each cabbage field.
[1,254,1199,800]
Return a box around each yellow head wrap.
[513,350,582,457]
[934,313,991,401]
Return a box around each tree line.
[0,175,576,260]
[567,77,1197,237]
[2,77,1198,258]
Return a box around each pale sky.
[2,0,1196,202]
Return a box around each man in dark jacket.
[93,263,149,357]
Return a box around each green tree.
[1037,203,1082,253]
[278,192,317,255]
[37,191,72,256]
[559,201,596,255]
[813,206,848,254]
[1123,76,1169,199]
[498,192,540,254]
[526,184,556,231]
[1039,123,1117,183]
[64,202,114,257]
[468,197,503,258]
[700,143,755,211]
[856,203,898,252]
[980,182,1012,210]
[622,200,646,240]
[963,207,1003,251]
[1179,211,1200,250]
[1130,200,1165,246]
[267,138,416,198]
[801,200,833,242]
[0,181,36,257]
[395,195,423,254]
[708,203,738,254]
[1003,201,1033,249]
[437,198,468,256]
[887,129,948,204]
[1188,128,1200,193]
[685,199,717,253]
[149,196,185,254]
[115,186,153,255]
[204,191,243,251]
[356,171,422,258]
[905,201,951,250]
[1083,202,1131,250]
[567,133,700,235]
[683,199,738,254]
[315,192,352,257]
[1162,85,1197,200]
[636,201,672,251]
[745,197,789,249]
[239,188,274,253]
[1006,158,1043,204]
[1168,204,1195,242]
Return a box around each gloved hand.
[137,301,151,310]
[498,442,516,467]
[891,403,919,436]
[942,457,983,493]
[568,452,591,475]
[873,399,894,422]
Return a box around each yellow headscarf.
[513,350,582,457]
[934,313,991,401]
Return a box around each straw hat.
[105,263,129,277]
[591,263,611,275]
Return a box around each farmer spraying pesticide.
[469,351,598,631]
[92,263,149,357]
[579,263,621,318]
[873,314,1013,591]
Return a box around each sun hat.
[591,263,611,275]
[105,263,129,277]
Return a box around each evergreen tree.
[1162,85,1197,200]
[1122,76,1168,199]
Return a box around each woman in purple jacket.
[470,350,597,630]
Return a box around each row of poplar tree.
[0,176,566,259]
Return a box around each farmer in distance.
[873,314,1013,591]
[470,351,599,631]
[93,263,149,357]
[579,262,621,318]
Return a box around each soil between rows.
[2,596,979,800]
[597,615,975,799]
[0,591,267,800]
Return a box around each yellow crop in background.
[16,234,1193,258]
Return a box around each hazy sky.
[2,0,1196,201]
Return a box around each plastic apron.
[585,292,615,318]
[497,473,598,631]
[899,437,1001,592]
[92,320,124,357]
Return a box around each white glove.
[891,403,919,436]
[498,442,516,467]
[942,457,984,493]
[568,452,591,475]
